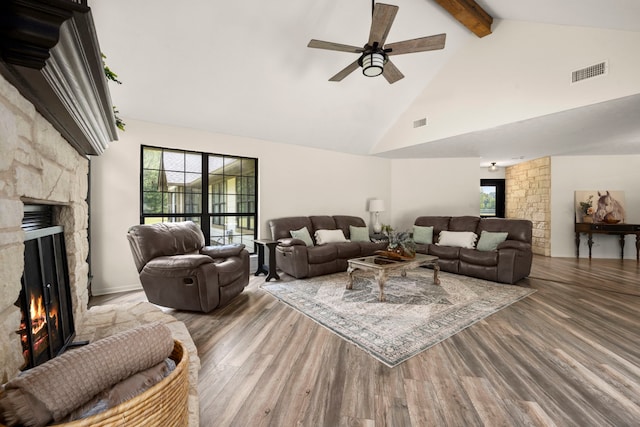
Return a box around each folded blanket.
[63,358,176,422]
[0,322,174,426]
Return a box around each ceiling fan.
[307,1,446,84]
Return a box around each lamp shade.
[368,199,385,212]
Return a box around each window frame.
[139,145,258,252]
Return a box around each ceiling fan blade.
[308,39,364,54]
[383,60,404,84]
[329,60,360,82]
[386,33,447,56]
[368,3,399,47]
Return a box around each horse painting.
[594,191,625,223]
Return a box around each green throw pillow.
[413,225,434,244]
[290,227,314,247]
[349,225,370,242]
[476,230,509,251]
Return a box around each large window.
[480,179,505,218]
[140,146,258,250]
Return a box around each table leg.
[375,270,388,302]
[264,243,280,281]
[575,232,580,258]
[346,266,356,290]
[636,234,640,262]
[587,233,594,259]
[254,243,268,277]
[619,235,626,260]
[433,263,441,285]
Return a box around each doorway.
[480,179,505,218]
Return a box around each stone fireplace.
[1,0,115,382]
[0,72,91,381]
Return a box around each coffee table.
[346,253,440,302]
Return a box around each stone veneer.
[0,73,90,381]
[505,157,551,256]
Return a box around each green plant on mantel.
[102,53,125,131]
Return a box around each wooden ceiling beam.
[433,0,493,38]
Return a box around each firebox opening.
[17,204,77,370]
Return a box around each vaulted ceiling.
[91,0,640,166]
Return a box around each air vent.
[571,61,607,84]
[413,117,427,128]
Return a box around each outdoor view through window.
[140,146,257,249]
[480,185,497,217]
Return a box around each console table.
[574,223,640,261]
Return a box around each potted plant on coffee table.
[380,226,416,259]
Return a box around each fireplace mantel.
[0,0,117,155]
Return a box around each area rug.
[262,269,535,367]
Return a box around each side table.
[254,239,280,281]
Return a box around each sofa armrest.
[278,238,306,247]
[201,244,245,259]
[146,254,214,270]
[497,240,530,251]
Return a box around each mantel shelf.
[0,0,117,156]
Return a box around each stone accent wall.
[505,157,551,256]
[0,73,89,381]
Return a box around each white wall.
[390,158,482,231]
[90,119,390,295]
[375,21,640,153]
[551,155,640,258]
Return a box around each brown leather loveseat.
[127,221,249,312]
[413,216,533,284]
[268,215,387,278]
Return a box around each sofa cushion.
[476,230,509,251]
[437,231,478,249]
[310,215,337,233]
[269,217,313,241]
[358,241,388,255]
[334,215,367,238]
[449,216,481,232]
[334,242,361,259]
[429,244,461,260]
[315,229,348,245]
[414,216,450,243]
[307,245,337,264]
[290,227,314,247]
[459,248,498,266]
[349,225,370,242]
[413,225,433,244]
[478,218,532,243]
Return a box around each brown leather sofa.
[413,216,533,284]
[127,221,249,312]
[268,215,387,278]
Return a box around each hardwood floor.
[90,256,640,426]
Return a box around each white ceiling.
[90,0,640,165]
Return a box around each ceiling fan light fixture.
[361,52,385,77]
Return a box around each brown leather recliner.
[127,221,249,312]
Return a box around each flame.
[29,294,47,335]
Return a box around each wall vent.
[413,117,427,128]
[571,61,607,84]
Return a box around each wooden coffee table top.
[348,253,438,271]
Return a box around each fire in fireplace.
[17,205,76,370]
